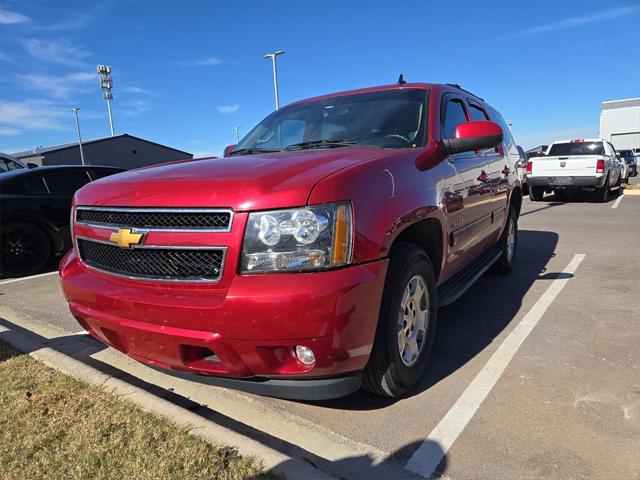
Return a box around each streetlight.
[97,65,115,136]
[71,107,86,165]
[263,50,284,110]
[233,126,241,143]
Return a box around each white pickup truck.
[526,138,623,202]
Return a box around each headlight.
[241,202,352,273]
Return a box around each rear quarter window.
[44,171,91,195]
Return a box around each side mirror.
[442,121,503,155]
[516,159,526,169]
[223,144,236,157]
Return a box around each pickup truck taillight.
[526,161,532,174]
[596,159,605,173]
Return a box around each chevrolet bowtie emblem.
[109,228,144,248]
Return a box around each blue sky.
[1,1,639,156]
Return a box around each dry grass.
[0,341,277,480]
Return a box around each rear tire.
[0,221,52,277]
[362,243,438,398]
[594,175,610,203]
[490,206,518,275]
[529,186,544,201]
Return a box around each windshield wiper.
[284,139,358,151]
[226,147,280,157]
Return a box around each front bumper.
[527,175,606,188]
[60,250,387,399]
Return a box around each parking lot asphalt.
[1,190,638,480]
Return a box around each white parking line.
[0,271,58,285]
[611,194,624,209]
[406,253,586,478]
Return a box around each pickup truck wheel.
[594,175,610,203]
[490,206,517,275]
[0,221,52,277]
[362,243,437,398]
[529,186,544,201]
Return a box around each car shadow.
[310,228,560,410]
[0,318,431,480]
[540,189,623,204]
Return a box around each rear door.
[441,94,492,275]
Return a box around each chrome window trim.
[76,236,227,283]
[74,206,234,232]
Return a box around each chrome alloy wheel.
[397,274,430,367]
[506,217,516,263]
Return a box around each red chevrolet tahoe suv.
[60,82,522,400]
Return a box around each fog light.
[295,345,315,366]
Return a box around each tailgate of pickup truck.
[531,155,598,176]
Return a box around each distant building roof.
[12,133,192,159]
[601,98,640,110]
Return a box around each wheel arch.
[389,217,444,282]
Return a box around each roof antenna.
[398,74,406,85]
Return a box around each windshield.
[233,89,428,154]
[548,142,604,156]
[618,150,634,159]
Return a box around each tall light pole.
[97,65,115,136]
[263,50,284,110]
[71,107,86,165]
[233,126,241,143]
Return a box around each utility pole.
[97,65,115,136]
[263,50,284,110]
[71,107,86,165]
[233,126,241,143]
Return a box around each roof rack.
[446,83,484,101]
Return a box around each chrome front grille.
[75,207,232,231]
[77,238,225,282]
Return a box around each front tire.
[362,243,438,398]
[529,186,544,201]
[0,221,52,277]
[491,206,518,275]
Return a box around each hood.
[75,146,396,211]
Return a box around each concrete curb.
[0,323,336,480]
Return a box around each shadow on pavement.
[311,229,560,411]
[0,317,430,479]
[251,440,447,480]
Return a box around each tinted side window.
[90,168,121,180]
[488,107,515,152]
[44,171,90,195]
[469,104,489,121]
[0,160,8,172]
[25,178,48,194]
[7,160,24,171]
[442,98,468,139]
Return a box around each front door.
[441,95,493,278]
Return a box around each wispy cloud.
[117,99,151,118]
[0,51,12,62]
[0,7,29,24]
[504,5,640,39]
[23,38,91,66]
[18,72,95,98]
[217,104,239,114]
[0,127,21,136]
[122,86,153,95]
[0,99,71,131]
[177,57,223,67]
[39,13,93,32]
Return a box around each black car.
[618,150,638,177]
[0,165,123,277]
[0,153,28,173]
